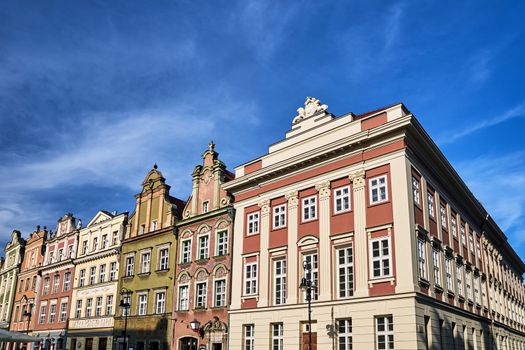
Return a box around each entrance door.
[301,332,317,350]
[85,338,93,350]
[98,338,107,350]
[178,338,197,350]
[71,339,77,350]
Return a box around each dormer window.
[81,240,88,255]
[150,220,158,232]
[203,201,209,213]
[139,224,145,235]
[101,234,108,249]
[92,237,98,252]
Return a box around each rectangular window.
[109,262,117,281]
[112,230,119,245]
[60,302,67,322]
[247,212,260,235]
[302,196,317,221]
[376,315,394,350]
[244,324,254,350]
[53,275,60,293]
[125,256,134,277]
[101,234,108,249]
[338,319,353,350]
[99,264,106,283]
[82,240,88,255]
[95,296,102,316]
[181,240,192,263]
[427,192,435,218]
[456,264,464,297]
[370,237,391,278]
[460,225,466,246]
[445,258,453,291]
[196,282,207,308]
[337,246,354,298]
[106,295,113,315]
[39,305,46,324]
[138,293,147,315]
[440,205,447,229]
[43,277,50,294]
[75,300,82,318]
[141,251,151,273]
[150,220,157,232]
[139,224,145,235]
[451,216,458,238]
[481,280,487,307]
[89,266,96,285]
[202,201,209,213]
[474,275,480,304]
[466,270,472,300]
[63,272,71,292]
[155,291,166,314]
[303,253,318,301]
[216,230,228,256]
[469,234,474,254]
[86,298,93,317]
[370,175,388,204]
[271,323,283,350]
[417,240,427,280]
[244,263,258,295]
[334,186,351,213]
[214,279,226,308]
[198,235,209,260]
[412,176,421,206]
[159,248,169,270]
[273,259,286,305]
[432,249,441,286]
[273,204,286,229]
[122,296,130,316]
[92,237,98,251]
[178,285,189,311]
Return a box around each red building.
[33,214,79,350]
[172,143,234,350]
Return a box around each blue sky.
[1,1,524,262]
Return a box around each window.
[106,295,113,315]
[86,298,93,317]
[89,266,96,285]
[75,300,82,318]
[469,234,474,254]
[14,305,19,321]
[198,235,209,260]
[370,175,388,204]
[370,238,391,278]
[39,305,46,324]
[203,201,209,213]
[244,263,257,295]
[302,196,317,221]
[125,256,134,277]
[303,253,318,301]
[440,205,447,229]
[427,192,435,218]
[481,279,487,306]
[95,296,102,316]
[417,240,427,280]
[18,279,23,292]
[138,293,147,315]
[214,280,226,307]
[181,240,192,263]
[466,270,472,300]
[140,251,151,274]
[112,230,119,245]
[92,237,98,251]
[150,220,158,231]
[460,225,466,246]
[271,323,283,350]
[244,324,254,350]
[99,264,106,283]
[337,246,354,298]
[216,230,228,256]
[53,275,60,293]
[63,272,71,292]
[67,244,73,258]
[109,262,117,281]
[451,216,458,238]
[178,285,189,311]
[334,186,351,213]
[273,204,286,229]
[338,319,352,350]
[122,296,130,316]
[376,316,394,350]
[456,264,464,297]
[49,251,54,264]
[43,277,50,295]
[247,212,259,235]
[445,258,453,291]
[412,176,421,206]
[158,248,169,270]
[81,240,88,255]
[155,291,166,314]
[474,275,480,304]
[196,282,207,308]
[32,276,37,290]
[139,224,145,235]
[273,260,286,305]
[432,249,441,286]
[101,234,108,249]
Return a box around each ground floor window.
[178,337,197,350]
[338,318,352,350]
[376,316,394,350]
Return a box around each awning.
[0,329,41,342]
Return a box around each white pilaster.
[258,199,270,307]
[315,181,331,301]
[286,191,299,305]
[349,169,368,298]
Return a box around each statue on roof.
[293,97,328,124]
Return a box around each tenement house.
[224,97,525,350]
[67,211,127,350]
[173,143,233,350]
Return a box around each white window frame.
[273,204,287,229]
[244,324,254,350]
[451,216,458,238]
[376,315,394,350]
[39,305,46,324]
[216,230,228,256]
[303,252,319,301]
[202,201,209,213]
[137,292,148,315]
[195,281,207,309]
[417,239,427,280]
[456,264,464,297]
[181,239,192,263]
[99,264,106,283]
[466,270,472,300]
[109,262,117,281]
[75,300,82,318]
[336,246,354,299]
[43,277,50,294]
[273,259,286,305]
[432,249,441,286]
[247,212,260,235]
[48,303,56,323]
[427,192,435,218]
[302,196,317,222]
[158,247,169,271]
[474,275,480,304]
[53,274,60,293]
[214,279,227,308]
[95,296,103,316]
[334,186,351,213]
[85,298,93,317]
[460,225,466,246]
[150,220,158,232]
[338,318,353,350]
[198,234,210,260]
[445,257,453,291]
[155,290,166,314]
[125,255,134,277]
[271,323,284,350]
[440,205,447,229]
[59,302,67,322]
[63,272,71,292]
[106,295,113,315]
[140,250,151,274]
[369,237,392,279]
[89,266,96,285]
[412,176,421,206]
[178,285,189,311]
[81,240,88,255]
[369,175,388,204]
[101,234,108,249]
[244,262,258,296]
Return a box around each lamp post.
[299,261,315,350]
[22,304,33,350]
[119,289,132,350]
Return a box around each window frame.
[158,247,169,271]
[244,262,258,296]
[247,212,260,235]
[375,315,394,350]
[336,245,354,299]
[178,285,189,311]
[216,230,228,256]
[334,186,351,213]
[369,175,389,205]
[244,324,254,350]
[302,252,319,301]
[197,234,210,260]
[338,318,353,350]
[137,292,148,316]
[155,290,166,314]
[214,279,227,308]
[63,272,71,292]
[140,250,151,274]
[272,204,287,229]
[412,176,421,206]
[195,281,207,309]
[301,195,317,222]
[369,237,392,279]
[273,259,287,305]
[125,255,135,277]
[432,249,441,287]
[271,323,284,350]
[427,192,435,218]
[180,239,192,264]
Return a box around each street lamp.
[119,289,132,350]
[22,304,33,350]
[300,261,315,350]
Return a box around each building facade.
[33,214,79,350]
[173,143,234,350]
[9,226,47,349]
[224,98,525,350]
[115,166,184,350]
[0,230,26,333]
[67,211,127,350]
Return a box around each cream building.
[67,211,127,350]
[224,98,525,350]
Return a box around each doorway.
[301,332,317,350]
[178,338,197,350]
[98,338,107,350]
[85,338,93,350]
[211,344,222,350]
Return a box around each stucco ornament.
[293,97,328,124]
[196,270,208,281]
[349,169,366,188]
[215,266,226,278]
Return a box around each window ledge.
[194,307,207,312]
[123,275,134,280]
[434,285,444,293]
[368,276,395,287]
[137,272,151,277]
[447,290,455,297]
[195,258,210,264]
[419,278,430,288]
[213,254,228,259]
[179,262,192,267]
[211,306,226,310]
[155,268,170,273]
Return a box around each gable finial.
[153,163,158,170]
[208,141,215,152]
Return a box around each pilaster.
[191,176,199,216]
[315,181,331,301]
[349,169,368,298]
[230,209,244,310]
[285,191,299,304]
[213,163,221,210]
[258,199,270,307]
